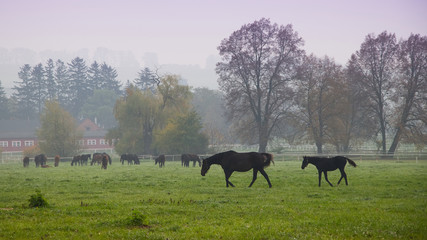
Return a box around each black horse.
[101,154,109,169]
[34,154,47,167]
[71,155,81,166]
[155,155,165,168]
[23,156,30,167]
[301,156,357,187]
[120,154,140,165]
[80,154,91,165]
[201,151,274,188]
[181,154,201,167]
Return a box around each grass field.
[0,158,426,239]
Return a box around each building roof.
[0,120,40,139]
[83,129,108,138]
[77,118,102,132]
[0,118,107,139]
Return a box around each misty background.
[0,48,219,95]
[1,0,426,96]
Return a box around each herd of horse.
[22,151,357,187]
[71,153,112,169]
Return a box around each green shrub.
[28,190,49,208]
[126,210,148,226]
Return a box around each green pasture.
[0,158,426,239]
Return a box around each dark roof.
[83,130,108,138]
[0,119,107,140]
[0,120,40,139]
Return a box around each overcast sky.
[1,0,426,76]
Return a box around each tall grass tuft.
[126,209,148,226]
[28,189,49,208]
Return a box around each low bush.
[126,209,148,226]
[28,190,49,208]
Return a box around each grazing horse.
[92,152,112,165]
[301,156,357,187]
[80,154,91,165]
[120,154,139,165]
[155,155,165,168]
[71,155,81,166]
[101,154,108,169]
[23,156,30,167]
[201,151,274,188]
[91,153,103,165]
[120,154,130,165]
[181,154,201,167]
[54,155,60,167]
[35,154,47,167]
[103,153,112,165]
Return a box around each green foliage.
[111,76,193,154]
[154,111,208,154]
[37,100,82,156]
[79,89,119,129]
[28,190,49,208]
[126,210,148,226]
[0,80,9,119]
[111,87,161,154]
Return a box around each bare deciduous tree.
[388,34,427,154]
[293,55,343,153]
[348,31,398,154]
[216,18,304,152]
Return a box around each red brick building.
[76,118,113,150]
[0,119,113,152]
[0,120,39,152]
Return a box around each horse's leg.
[337,168,348,185]
[224,170,235,187]
[259,168,272,188]
[340,168,348,185]
[323,171,334,187]
[248,169,258,187]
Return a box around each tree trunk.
[316,142,323,154]
[258,123,269,153]
[388,127,401,155]
[379,105,387,154]
[388,95,413,155]
[143,128,153,154]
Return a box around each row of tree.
[2,18,425,156]
[0,62,225,155]
[1,57,122,119]
[217,18,426,154]
[34,75,209,156]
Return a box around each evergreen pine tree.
[13,64,36,119]
[100,62,121,95]
[87,61,102,92]
[31,63,47,114]
[0,80,9,119]
[55,60,70,108]
[134,67,158,92]
[67,57,88,117]
[45,59,57,100]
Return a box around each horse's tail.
[345,157,357,167]
[261,153,274,168]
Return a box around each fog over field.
[1,0,426,94]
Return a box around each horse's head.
[201,159,210,176]
[301,156,309,169]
